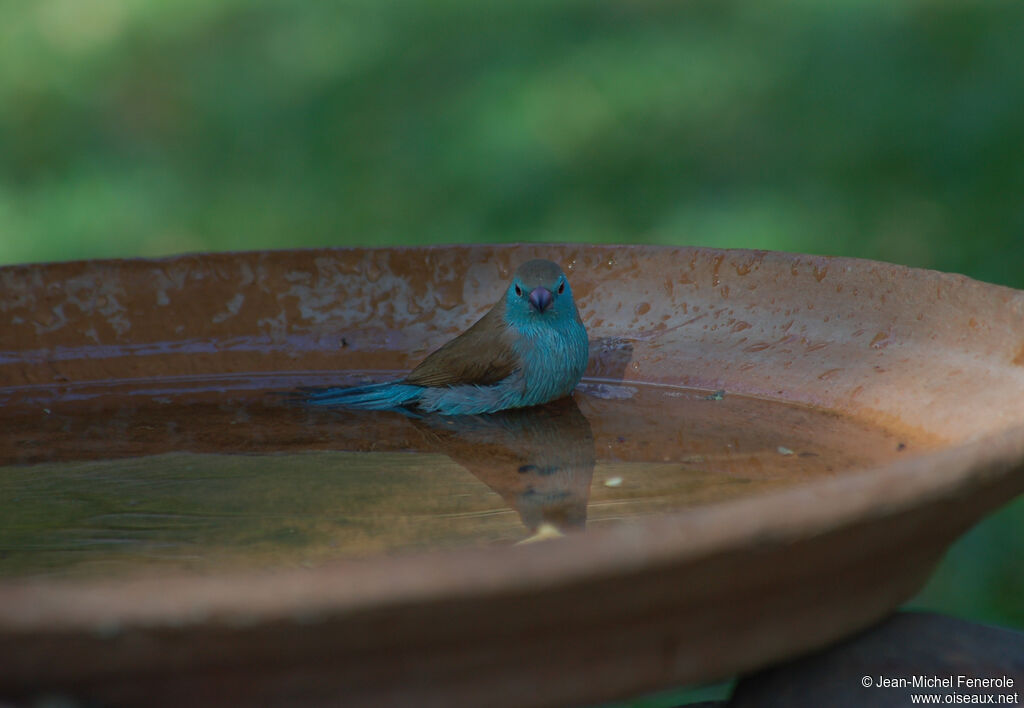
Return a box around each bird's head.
[504,259,577,322]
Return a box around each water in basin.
[0,374,936,578]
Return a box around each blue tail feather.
[303,381,423,411]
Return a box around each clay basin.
[1,245,1023,707]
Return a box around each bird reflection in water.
[409,396,595,542]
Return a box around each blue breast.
[511,316,589,407]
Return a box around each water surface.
[0,375,935,578]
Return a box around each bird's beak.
[528,287,553,313]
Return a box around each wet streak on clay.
[4,246,1024,443]
[0,372,935,579]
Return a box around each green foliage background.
[2,0,1022,283]
[0,0,1021,698]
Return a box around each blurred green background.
[2,0,1023,281]
[1,0,1021,701]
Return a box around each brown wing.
[405,305,520,387]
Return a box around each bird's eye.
[514,284,522,297]
[557,280,566,295]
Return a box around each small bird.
[303,259,589,415]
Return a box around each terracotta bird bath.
[1,245,1023,707]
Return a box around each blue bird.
[303,259,589,415]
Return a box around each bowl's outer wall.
[1,245,1024,707]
